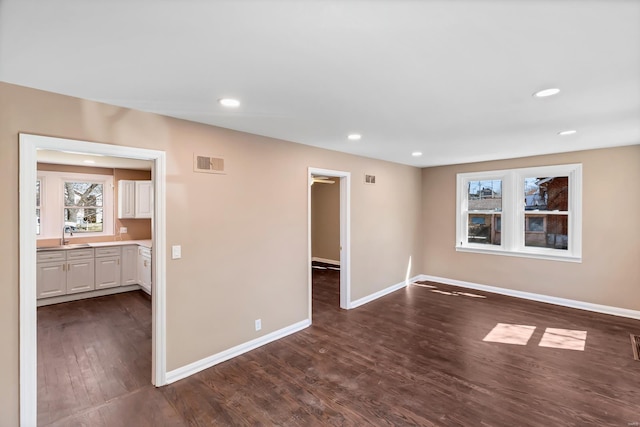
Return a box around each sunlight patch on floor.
[482,323,536,345]
[539,328,587,351]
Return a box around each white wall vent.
[194,154,225,174]
[364,174,376,185]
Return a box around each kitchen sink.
[37,243,91,251]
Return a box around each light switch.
[119,227,128,234]
[172,245,181,259]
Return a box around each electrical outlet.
[255,319,262,331]
[119,227,128,234]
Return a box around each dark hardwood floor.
[38,270,640,426]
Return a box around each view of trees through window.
[467,179,502,245]
[63,182,104,233]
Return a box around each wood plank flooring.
[38,271,640,426]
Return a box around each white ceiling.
[1,1,639,167]
[37,150,152,170]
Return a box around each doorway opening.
[308,168,351,321]
[19,134,167,426]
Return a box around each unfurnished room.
[1,1,639,426]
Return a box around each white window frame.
[456,164,582,262]
[37,170,114,239]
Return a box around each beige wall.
[421,145,640,311]
[311,180,340,262]
[36,163,152,246]
[0,82,423,425]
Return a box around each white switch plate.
[119,227,128,234]
[171,245,181,259]
[255,319,262,331]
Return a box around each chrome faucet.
[61,225,73,245]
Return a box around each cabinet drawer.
[66,248,94,260]
[95,246,122,258]
[37,250,66,263]
[138,247,151,257]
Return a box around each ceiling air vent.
[194,154,225,174]
[364,174,376,185]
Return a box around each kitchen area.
[35,150,154,306]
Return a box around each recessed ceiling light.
[411,151,423,157]
[558,130,577,136]
[533,88,560,98]
[347,134,362,141]
[83,160,96,164]
[218,98,240,107]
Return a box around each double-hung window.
[37,171,114,239]
[457,164,582,262]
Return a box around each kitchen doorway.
[19,134,167,426]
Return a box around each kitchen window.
[37,171,114,239]
[456,164,582,262]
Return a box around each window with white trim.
[37,171,114,239]
[456,164,582,262]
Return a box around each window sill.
[455,245,582,263]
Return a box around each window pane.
[468,213,501,245]
[64,182,103,207]
[64,208,103,232]
[525,214,568,249]
[468,180,502,211]
[36,208,40,235]
[524,176,568,211]
[36,180,41,206]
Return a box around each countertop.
[37,239,152,251]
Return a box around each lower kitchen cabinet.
[138,246,152,294]
[36,259,66,299]
[95,246,122,290]
[36,243,150,302]
[121,245,138,286]
[66,252,96,294]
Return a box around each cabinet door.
[134,181,153,219]
[95,256,121,289]
[121,245,138,286]
[67,259,95,294]
[137,248,152,294]
[118,180,136,219]
[36,261,66,299]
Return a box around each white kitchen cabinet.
[66,248,95,294]
[95,247,122,290]
[118,180,153,219]
[137,246,152,294]
[135,181,153,218]
[36,250,66,299]
[37,248,95,298]
[118,180,136,218]
[121,245,138,286]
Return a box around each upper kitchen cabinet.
[118,180,153,219]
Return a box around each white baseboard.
[419,274,640,320]
[312,257,340,266]
[350,275,421,309]
[165,318,311,385]
[36,284,142,307]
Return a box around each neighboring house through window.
[456,164,582,262]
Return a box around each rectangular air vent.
[364,174,376,185]
[194,154,225,174]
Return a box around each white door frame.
[19,134,167,426]
[308,167,351,318]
